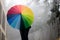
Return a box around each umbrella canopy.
[7,5,34,30]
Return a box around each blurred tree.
[50,0,60,38]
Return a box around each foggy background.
[1,0,60,40]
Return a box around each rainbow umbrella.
[7,5,34,30]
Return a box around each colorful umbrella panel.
[7,5,34,30]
